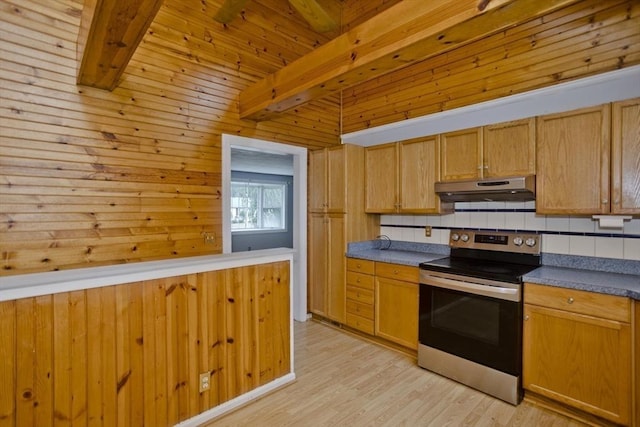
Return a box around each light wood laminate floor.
[206,320,585,426]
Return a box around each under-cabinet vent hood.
[435,175,535,202]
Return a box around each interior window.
[230,181,286,232]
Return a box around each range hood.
[435,175,535,202]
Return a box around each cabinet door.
[327,214,346,323]
[308,213,327,316]
[440,127,482,181]
[375,277,418,349]
[523,304,631,425]
[399,136,441,213]
[536,105,611,214]
[326,146,346,212]
[612,98,640,214]
[365,143,398,213]
[483,118,535,178]
[309,149,327,212]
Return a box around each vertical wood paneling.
[0,261,290,426]
[34,295,53,427]
[0,300,16,427]
[53,293,71,427]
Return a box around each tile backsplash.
[379,201,640,261]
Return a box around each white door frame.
[221,134,308,322]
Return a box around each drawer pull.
[567,297,574,304]
[356,278,360,283]
[394,270,399,274]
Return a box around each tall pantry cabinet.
[308,144,378,323]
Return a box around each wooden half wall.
[0,260,291,426]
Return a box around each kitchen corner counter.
[346,240,448,267]
[523,266,640,300]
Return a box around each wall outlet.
[202,232,216,245]
[424,226,432,237]
[199,372,210,393]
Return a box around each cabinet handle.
[524,315,529,321]
[483,164,489,170]
[601,199,608,204]
[394,270,399,275]
[356,278,361,283]
[567,297,574,304]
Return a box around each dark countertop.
[346,240,640,300]
[523,266,640,300]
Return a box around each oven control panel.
[450,229,540,254]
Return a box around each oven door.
[419,271,522,376]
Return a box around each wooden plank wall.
[341,0,640,133]
[0,0,342,276]
[0,260,290,427]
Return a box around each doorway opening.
[221,135,307,321]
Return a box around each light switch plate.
[424,226,432,237]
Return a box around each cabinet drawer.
[346,271,374,290]
[346,313,374,335]
[346,258,375,275]
[375,262,419,283]
[524,283,630,323]
[346,286,374,305]
[346,299,374,320]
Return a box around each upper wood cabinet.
[612,98,640,214]
[309,145,359,213]
[441,120,535,181]
[440,127,483,181]
[536,104,612,215]
[365,136,451,214]
[483,118,536,177]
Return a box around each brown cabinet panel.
[365,143,398,213]
[523,304,631,425]
[441,128,483,181]
[327,214,346,323]
[308,213,328,317]
[346,286,374,305]
[375,277,419,350]
[346,313,374,335]
[398,136,444,213]
[536,104,611,214]
[483,118,536,177]
[309,149,328,212]
[375,262,419,283]
[612,98,640,214]
[327,146,346,212]
[346,270,375,290]
[346,258,375,275]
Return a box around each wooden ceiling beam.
[239,0,582,121]
[77,0,165,91]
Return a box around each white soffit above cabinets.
[341,64,640,147]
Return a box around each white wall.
[380,201,640,261]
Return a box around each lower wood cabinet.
[345,258,419,351]
[523,283,632,426]
[345,258,375,334]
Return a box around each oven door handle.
[421,275,520,302]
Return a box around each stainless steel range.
[418,229,541,405]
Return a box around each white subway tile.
[487,201,506,210]
[440,229,452,244]
[625,218,640,234]
[425,215,441,227]
[401,215,415,226]
[380,214,393,224]
[414,216,427,227]
[623,238,640,260]
[440,213,456,227]
[569,216,595,233]
[524,201,536,210]
[594,237,624,259]
[504,212,525,230]
[454,212,471,227]
[543,234,570,254]
[486,212,506,229]
[569,235,595,256]
[469,212,488,228]
[400,227,415,242]
[456,202,471,210]
[545,216,569,231]
[379,226,394,237]
[524,212,546,230]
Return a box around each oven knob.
[460,233,470,242]
[451,233,460,241]
[525,238,537,247]
[513,237,524,246]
